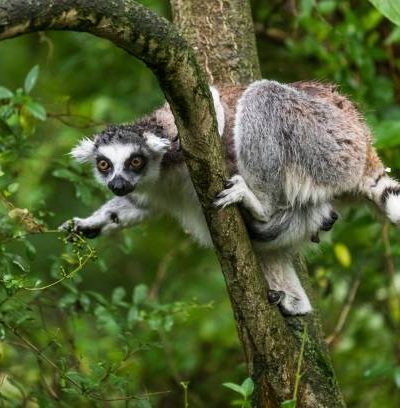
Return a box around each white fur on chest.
[145,166,213,247]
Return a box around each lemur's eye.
[130,156,145,171]
[97,159,110,172]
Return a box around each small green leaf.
[24,65,40,94]
[112,287,127,305]
[25,101,47,121]
[7,182,19,194]
[0,86,13,100]
[281,399,297,408]
[222,382,246,397]
[334,243,352,268]
[133,284,148,305]
[241,377,254,397]
[24,240,37,260]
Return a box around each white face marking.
[97,143,140,175]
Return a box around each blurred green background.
[1,0,400,406]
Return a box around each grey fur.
[61,81,400,316]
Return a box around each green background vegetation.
[1,0,400,406]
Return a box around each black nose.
[108,176,134,196]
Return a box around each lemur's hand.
[59,210,121,238]
[59,217,104,239]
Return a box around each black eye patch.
[125,154,147,172]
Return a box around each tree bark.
[0,1,345,407]
[169,0,261,85]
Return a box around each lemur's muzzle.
[108,176,134,196]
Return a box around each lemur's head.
[70,121,172,196]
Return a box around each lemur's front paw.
[214,175,247,209]
[267,289,312,316]
[59,218,102,239]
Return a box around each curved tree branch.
[0,1,344,406]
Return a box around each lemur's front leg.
[214,175,271,222]
[59,194,150,239]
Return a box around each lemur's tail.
[370,174,400,224]
[362,147,400,224]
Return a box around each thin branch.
[326,274,362,346]
[2,322,170,402]
[47,112,107,129]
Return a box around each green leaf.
[394,367,400,388]
[281,400,296,408]
[364,363,392,379]
[241,377,254,397]
[25,101,47,121]
[372,120,400,149]
[24,65,39,94]
[24,240,37,260]
[0,86,13,100]
[112,287,127,306]
[7,182,19,194]
[133,284,148,305]
[334,243,352,268]
[222,382,246,397]
[369,0,400,27]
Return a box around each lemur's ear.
[143,132,171,154]
[70,138,95,163]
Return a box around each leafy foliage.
[0,0,400,406]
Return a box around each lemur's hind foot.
[267,289,312,316]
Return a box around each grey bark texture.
[0,1,345,407]
[170,0,261,85]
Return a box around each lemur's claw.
[267,290,285,305]
[224,180,234,189]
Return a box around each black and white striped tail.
[372,175,400,224]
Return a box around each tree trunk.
[170,2,346,407]
[0,1,345,406]
[169,0,261,85]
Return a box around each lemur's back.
[230,80,369,207]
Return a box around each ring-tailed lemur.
[60,80,400,316]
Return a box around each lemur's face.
[70,125,171,196]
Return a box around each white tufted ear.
[70,138,95,163]
[143,132,171,154]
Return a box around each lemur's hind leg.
[249,203,337,248]
[359,147,400,224]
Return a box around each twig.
[381,220,400,328]
[326,274,361,346]
[2,321,170,402]
[23,234,95,291]
[47,112,107,129]
[293,325,307,403]
[149,241,189,300]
